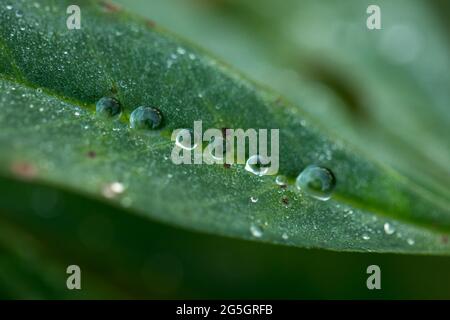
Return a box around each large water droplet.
[295,165,336,201]
[383,222,395,235]
[250,223,263,238]
[96,97,122,119]
[245,155,270,176]
[130,106,163,130]
[175,129,197,150]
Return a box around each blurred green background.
[0,0,449,299]
[1,175,450,299]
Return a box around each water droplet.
[407,238,415,245]
[250,196,258,203]
[275,175,288,187]
[383,222,395,235]
[282,233,289,240]
[176,47,186,55]
[36,88,43,94]
[250,223,263,238]
[15,9,23,17]
[6,4,13,10]
[362,234,370,240]
[130,106,163,130]
[96,97,122,119]
[102,182,125,199]
[295,165,336,201]
[175,129,197,150]
[245,155,270,176]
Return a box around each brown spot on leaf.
[87,151,97,159]
[100,1,121,13]
[10,162,37,180]
[146,20,156,28]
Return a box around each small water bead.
[102,182,125,199]
[130,106,163,130]
[96,97,122,119]
[245,155,270,176]
[282,233,289,240]
[250,196,258,203]
[295,165,336,201]
[383,223,395,235]
[362,234,370,240]
[250,223,263,238]
[275,175,288,187]
[6,4,13,10]
[175,129,198,151]
[407,238,415,245]
[15,9,23,17]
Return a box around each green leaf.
[118,0,450,199]
[0,0,449,258]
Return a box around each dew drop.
[15,9,23,17]
[130,106,163,130]
[407,238,415,245]
[250,223,263,238]
[275,175,288,187]
[245,155,270,176]
[362,234,370,240]
[96,97,122,119]
[102,182,125,199]
[6,4,13,10]
[250,196,258,203]
[383,222,395,235]
[176,47,186,55]
[175,129,198,151]
[282,233,289,240]
[295,165,336,201]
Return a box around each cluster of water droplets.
[95,96,163,131]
